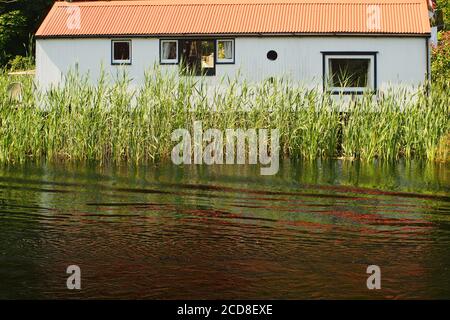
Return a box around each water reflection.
[0,160,448,299]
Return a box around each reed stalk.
[0,67,448,164]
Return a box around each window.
[159,38,236,75]
[216,39,234,64]
[160,40,178,64]
[112,40,131,65]
[323,52,377,94]
[329,58,369,88]
[180,40,215,76]
[267,50,278,61]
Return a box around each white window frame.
[160,40,179,64]
[324,54,375,94]
[111,40,132,65]
[216,39,235,64]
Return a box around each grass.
[0,67,448,164]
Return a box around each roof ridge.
[54,0,425,7]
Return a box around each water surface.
[0,160,449,299]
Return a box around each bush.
[8,55,34,71]
[432,31,450,81]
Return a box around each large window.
[160,40,178,64]
[179,40,216,76]
[159,38,235,76]
[323,52,377,94]
[111,40,131,65]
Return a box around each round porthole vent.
[267,50,278,61]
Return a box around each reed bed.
[0,67,448,164]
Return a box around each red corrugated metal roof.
[36,0,431,37]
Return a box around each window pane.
[113,42,130,61]
[218,40,233,60]
[329,58,369,87]
[201,40,214,69]
[162,41,177,60]
[180,40,215,76]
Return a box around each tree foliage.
[432,2,450,81]
[432,31,450,81]
[0,10,26,64]
[435,0,450,30]
[0,0,53,66]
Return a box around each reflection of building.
[36,0,431,93]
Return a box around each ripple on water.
[0,161,449,299]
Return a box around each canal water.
[0,160,448,299]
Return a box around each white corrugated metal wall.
[35,36,428,91]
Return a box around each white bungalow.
[35,0,432,93]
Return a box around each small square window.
[112,40,131,65]
[216,39,234,64]
[160,40,178,64]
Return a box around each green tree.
[435,0,450,30]
[0,10,27,65]
[0,0,53,66]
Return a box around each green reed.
[0,67,448,164]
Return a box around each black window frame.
[321,51,378,95]
[111,39,132,65]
